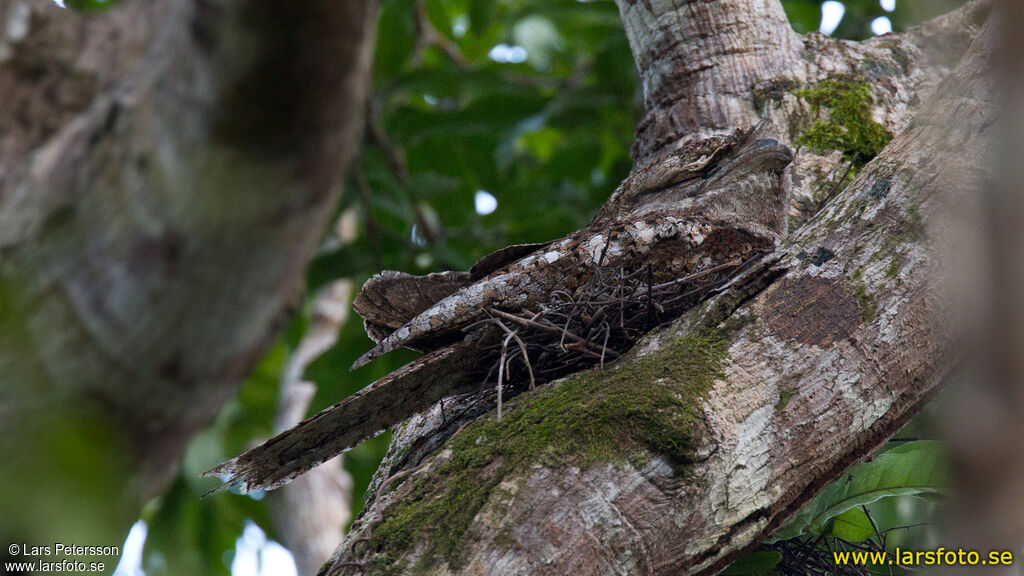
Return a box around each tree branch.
[321,4,993,575]
[615,0,802,160]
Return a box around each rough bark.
[622,0,986,216]
[322,2,992,575]
[0,0,377,543]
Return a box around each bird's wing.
[353,270,473,344]
[205,337,482,493]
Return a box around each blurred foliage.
[1,407,133,573]
[727,440,950,575]
[132,1,966,573]
[781,0,967,37]
[64,0,121,12]
[771,441,949,542]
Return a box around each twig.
[363,100,440,246]
[488,309,617,359]
[600,322,611,369]
[410,0,471,69]
[496,331,515,420]
[861,506,892,576]
[814,152,860,218]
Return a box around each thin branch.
[411,0,472,69]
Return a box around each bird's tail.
[204,340,478,494]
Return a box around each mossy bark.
[360,333,728,574]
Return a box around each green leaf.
[771,441,950,541]
[722,550,782,575]
[375,0,417,79]
[828,507,876,542]
[468,0,496,35]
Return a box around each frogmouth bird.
[207,123,793,493]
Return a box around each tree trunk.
[0,0,377,545]
[323,2,993,574]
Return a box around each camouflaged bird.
[206,123,794,493]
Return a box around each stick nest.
[466,255,764,418]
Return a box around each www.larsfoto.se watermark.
[834,547,1014,567]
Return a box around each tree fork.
[325,2,993,574]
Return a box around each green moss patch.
[795,77,892,165]
[851,270,877,323]
[885,256,901,279]
[776,387,797,412]
[366,332,730,573]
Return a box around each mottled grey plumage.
[206,123,793,493]
[350,123,792,369]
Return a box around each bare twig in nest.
[600,323,611,369]
[449,256,772,427]
[489,309,616,360]
[495,330,517,421]
[490,318,536,391]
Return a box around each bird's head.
[594,122,794,241]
